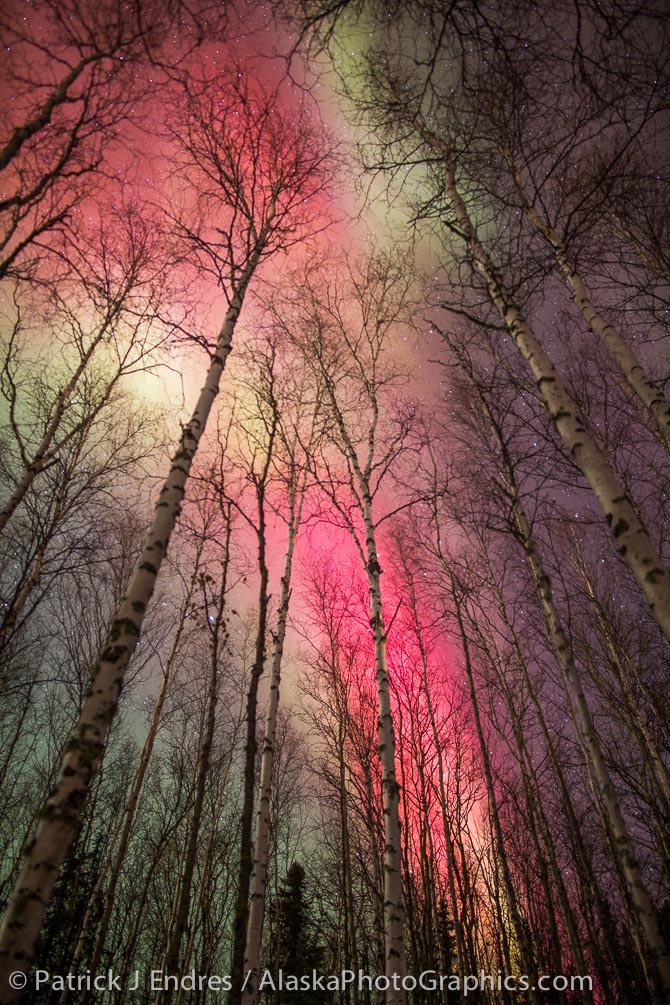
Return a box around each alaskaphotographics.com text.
[10,967,593,997]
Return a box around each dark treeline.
[0,1,669,1003]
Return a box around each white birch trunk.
[241,476,303,1005]
[429,131,670,642]
[314,348,408,1002]
[0,249,262,994]
[361,496,406,1005]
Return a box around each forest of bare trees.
[0,0,669,1003]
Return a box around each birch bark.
[319,421,407,1003]
[363,498,407,1001]
[295,300,409,1001]
[228,440,273,1005]
[277,257,412,1003]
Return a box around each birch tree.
[272,253,419,1004]
[387,531,474,984]
[347,41,670,646]
[459,47,670,448]
[285,0,670,639]
[0,69,333,992]
[59,556,202,1000]
[223,360,277,1005]
[421,325,670,998]
[240,338,321,1005]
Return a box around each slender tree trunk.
[242,473,304,1005]
[0,249,262,994]
[333,690,361,1005]
[0,685,33,797]
[0,550,47,670]
[174,740,238,1005]
[361,496,407,1004]
[573,542,670,812]
[229,492,271,1004]
[298,259,410,1001]
[490,606,593,998]
[361,764,387,999]
[483,813,514,980]
[115,823,184,1005]
[463,370,670,998]
[411,703,447,989]
[154,720,205,988]
[319,400,407,999]
[325,632,360,1002]
[507,705,571,996]
[522,654,621,999]
[396,701,419,976]
[408,584,468,981]
[434,425,619,994]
